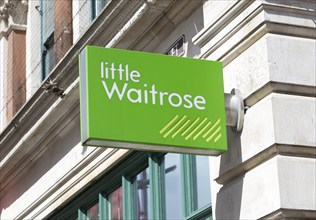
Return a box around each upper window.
[41,0,55,80]
[164,35,186,57]
[90,0,109,21]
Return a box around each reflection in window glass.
[137,168,150,220]
[87,203,99,220]
[196,155,212,209]
[43,32,55,78]
[91,0,108,20]
[109,187,123,220]
[95,0,108,15]
[165,153,182,219]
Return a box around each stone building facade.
[0,0,315,219]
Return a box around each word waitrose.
[100,61,206,110]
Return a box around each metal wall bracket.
[225,89,244,132]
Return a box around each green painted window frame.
[46,152,212,220]
[149,154,166,219]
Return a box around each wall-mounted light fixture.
[225,89,244,132]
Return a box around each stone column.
[194,0,316,219]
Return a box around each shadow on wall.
[215,128,244,219]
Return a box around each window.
[196,155,212,209]
[136,168,150,219]
[90,0,109,21]
[42,32,55,80]
[40,0,74,80]
[40,0,55,80]
[108,187,123,220]
[48,152,212,220]
[164,35,186,57]
[86,203,99,220]
[165,154,182,219]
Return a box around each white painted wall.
[26,0,42,100]
[72,0,90,43]
[0,36,7,132]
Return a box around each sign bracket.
[224,89,244,132]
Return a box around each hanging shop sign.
[79,46,227,155]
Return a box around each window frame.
[40,0,55,81]
[41,31,55,80]
[90,0,109,22]
[47,152,212,220]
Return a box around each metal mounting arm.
[225,89,244,132]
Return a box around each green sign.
[79,46,227,155]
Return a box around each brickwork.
[6,29,26,121]
[54,0,73,63]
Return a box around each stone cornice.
[0,0,28,39]
[0,0,28,20]
[0,23,26,38]
[215,143,316,185]
[193,0,316,64]
[192,0,316,107]
[261,208,316,219]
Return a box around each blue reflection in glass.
[196,155,211,208]
[165,153,182,219]
[137,168,150,220]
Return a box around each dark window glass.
[43,32,55,78]
[164,35,185,56]
[109,187,123,220]
[41,0,55,79]
[87,203,99,220]
[91,0,108,20]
